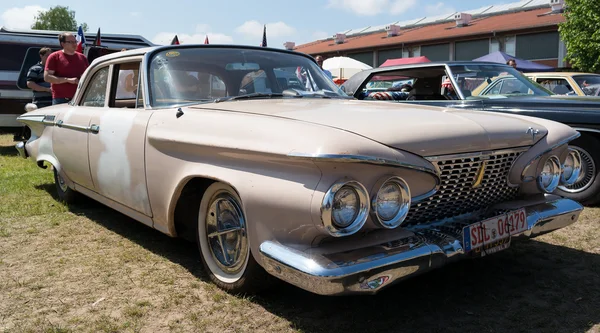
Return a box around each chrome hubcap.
[57,172,69,192]
[205,192,248,275]
[559,146,596,193]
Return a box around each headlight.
[371,176,411,229]
[560,148,582,186]
[321,180,369,237]
[537,155,561,193]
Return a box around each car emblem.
[472,161,488,189]
[526,127,540,143]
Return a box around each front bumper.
[259,195,583,296]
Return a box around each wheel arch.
[171,176,242,242]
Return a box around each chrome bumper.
[259,196,583,296]
[15,141,27,159]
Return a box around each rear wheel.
[195,182,269,294]
[53,167,78,204]
[555,134,600,205]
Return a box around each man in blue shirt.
[315,56,333,80]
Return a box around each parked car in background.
[342,61,600,205]
[16,46,584,295]
[0,26,154,136]
[526,72,600,97]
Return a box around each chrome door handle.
[55,120,100,134]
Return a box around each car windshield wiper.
[214,92,284,103]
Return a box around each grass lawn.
[1,133,599,333]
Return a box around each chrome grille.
[404,149,527,226]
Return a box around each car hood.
[191,99,548,156]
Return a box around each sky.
[0,0,515,49]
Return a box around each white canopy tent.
[322,56,372,79]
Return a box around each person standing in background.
[315,55,333,80]
[26,47,53,108]
[44,32,89,105]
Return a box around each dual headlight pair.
[537,148,582,193]
[321,176,411,237]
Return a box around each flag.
[75,25,86,53]
[204,35,209,44]
[171,35,180,45]
[260,25,267,47]
[93,27,101,46]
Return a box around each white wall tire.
[195,182,268,293]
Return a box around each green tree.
[31,6,88,32]
[558,0,600,72]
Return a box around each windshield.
[448,64,553,99]
[572,75,600,96]
[149,47,345,107]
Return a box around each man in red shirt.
[44,32,89,105]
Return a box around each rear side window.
[81,67,109,107]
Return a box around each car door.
[52,65,110,190]
[87,60,153,216]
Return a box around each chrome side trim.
[18,116,101,134]
[259,197,582,295]
[521,132,581,181]
[287,152,438,177]
[425,147,530,162]
[55,120,91,133]
[573,127,600,134]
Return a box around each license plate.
[463,208,527,255]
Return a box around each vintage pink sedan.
[15,45,584,295]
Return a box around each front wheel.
[196,182,269,294]
[555,135,600,205]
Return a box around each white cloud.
[235,20,295,39]
[152,32,233,45]
[425,2,456,16]
[0,5,46,30]
[326,0,416,16]
[130,11,141,17]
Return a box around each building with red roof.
[292,0,567,69]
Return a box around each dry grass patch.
[1,134,599,332]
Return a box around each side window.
[110,62,141,108]
[536,78,573,95]
[17,47,58,90]
[499,79,528,94]
[488,81,503,95]
[81,67,109,107]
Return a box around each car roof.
[90,44,318,66]
[526,72,600,76]
[361,61,513,73]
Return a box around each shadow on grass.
[0,144,18,157]
[37,183,600,333]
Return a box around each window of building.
[455,39,489,61]
[516,32,559,60]
[402,46,421,58]
[378,48,404,67]
[421,43,450,62]
[490,36,516,55]
[348,52,373,67]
